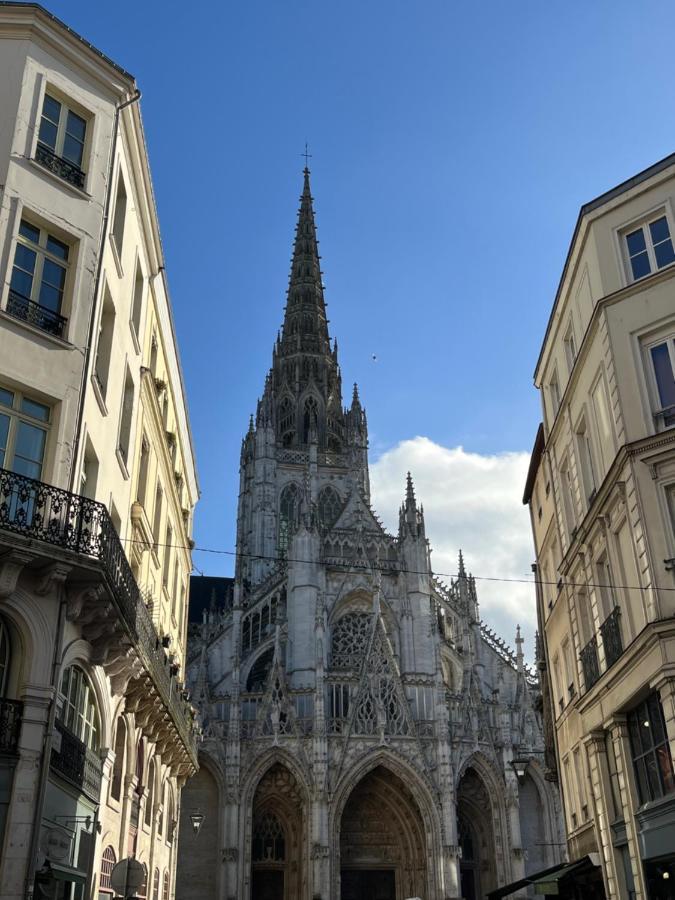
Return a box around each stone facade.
[0,6,198,900]
[524,153,675,898]
[178,170,563,900]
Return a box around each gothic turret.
[261,168,345,451]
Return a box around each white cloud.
[369,437,538,658]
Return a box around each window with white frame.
[559,456,576,539]
[9,219,70,337]
[643,331,675,429]
[562,638,576,701]
[58,664,99,750]
[131,261,145,341]
[36,92,87,188]
[623,213,675,281]
[94,286,116,400]
[111,172,127,257]
[0,387,49,479]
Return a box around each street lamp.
[511,758,529,783]
[190,811,205,836]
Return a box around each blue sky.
[45,2,675,618]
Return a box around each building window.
[152,484,163,552]
[628,692,675,804]
[145,759,155,827]
[36,92,87,188]
[117,367,135,467]
[131,261,144,342]
[58,665,99,750]
[666,484,675,543]
[318,486,341,529]
[112,173,127,257]
[575,416,597,505]
[548,370,561,419]
[0,615,11,697]
[0,387,49,479]
[278,483,300,554]
[624,214,675,281]
[137,437,150,506]
[99,845,116,896]
[564,322,577,375]
[9,220,69,337]
[110,717,126,801]
[152,869,160,900]
[644,333,675,429]
[162,522,173,588]
[559,457,576,539]
[94,287,116,401]
[162,871,169,900]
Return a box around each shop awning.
[487,855,601,899]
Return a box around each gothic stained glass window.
[302,396,319,444]
[247,648,275,693]
[278,397,295,446]
[331,613,371,669]
[252,811,285,862]
[278,483,300,554]
[318,486,341,529]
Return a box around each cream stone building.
[177,169,564,900]
[524,154,675,899]
[0,5,198,900]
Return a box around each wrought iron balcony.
[51,720,102,800]
[0,697,23,754]
[0,466,197,762]
[580,635,601,692]
[35,142,86,189]
[6,289,67,338]
[600,606,623,669]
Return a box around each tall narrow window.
[58,665,99,750]
[36,92,87,188]
[145,759,155,827]
[137,437,150,506]
[575,417,597,504]
[564,322,577,374]
[549,371,561,418]
[110,717,126,801]
[559,458,576,538]
[117,367,135,467]
[163,523,173,588]
[646,335,675,429]
[80,438,99,501]
[591,376,615,469]
[153,485,163,551]
[94,288,115,400]
[278,483,300,554]
[9,220,69,337]
[112,173,127,256]
[131,262,145,341]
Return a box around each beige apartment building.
[0,5,199,900]
[524,154,675,900]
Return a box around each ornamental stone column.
[583,731,625,899]
[608,716,648,899]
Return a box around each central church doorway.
[341,869,395,900]
[339,765,426,900]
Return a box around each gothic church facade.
[177,171,563,900]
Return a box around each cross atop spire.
[301,141,312,170]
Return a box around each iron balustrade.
[600,606,623,669]
[0,697,22,754]
[51,720,102,800]
[35,142,86,189]
[580,636,601,691]
[0,466,197,761]
[6,289,67,338]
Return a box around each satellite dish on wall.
[110,858,145,898]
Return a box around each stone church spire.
[263,168,345,451]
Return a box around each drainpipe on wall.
[67,87,142,493]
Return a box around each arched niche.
[175,757,221,900]
[337,765,427,900]
[456,765,500,900]
[249,762,306,900]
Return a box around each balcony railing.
[0,466,197,761]
[580,635,601,692]
[600,606,623,669]
[51,720,102,800]
[35,142,86,189]
[6,289,67,338]
[0,698,23,754]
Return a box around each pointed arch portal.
[338,765,426,900]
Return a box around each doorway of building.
[338,765,427,899]
[250,869,284,899]
[340,869,395,900]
